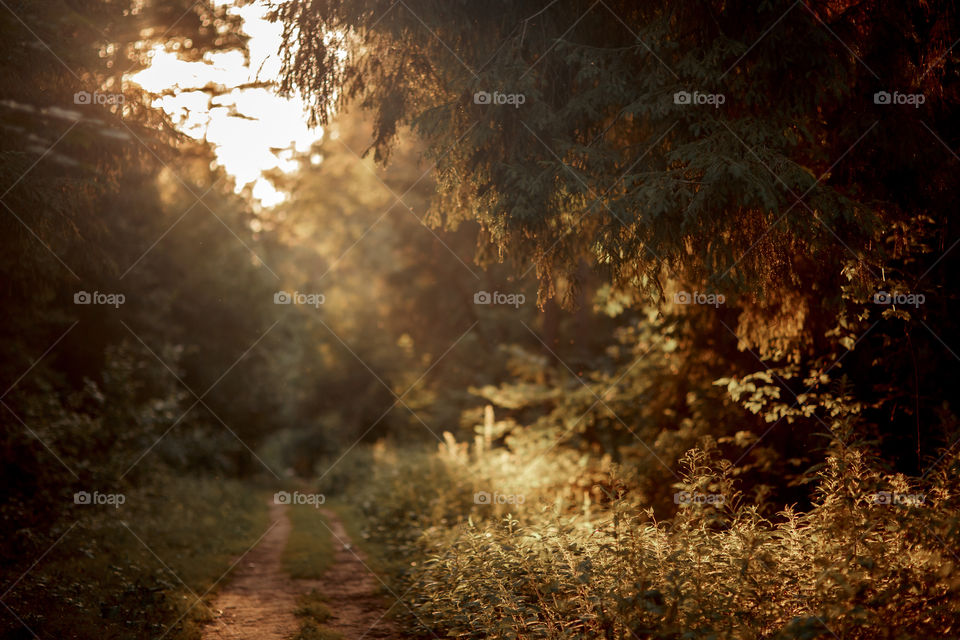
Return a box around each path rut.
[314,511,397,639]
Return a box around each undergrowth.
[322,435,960,639]
[0,471,269,639]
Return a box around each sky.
[131,1,320,207]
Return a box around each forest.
[1,0,958,638]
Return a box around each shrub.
[339,436,960,639]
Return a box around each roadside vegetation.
[328,436,960,639]
[1,473,268,639]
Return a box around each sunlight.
[3,1,957,637]
[130,1,319,207]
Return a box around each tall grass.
[326,436,960,639]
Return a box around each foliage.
[274,0,953,302]
[2,0,959,637]
[273,0,960,474]
[339,437,960,639]
[0,472,269,639]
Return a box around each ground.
[201,501,396,640]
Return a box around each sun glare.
[129,1,320,208]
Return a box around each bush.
[339,436,960,639]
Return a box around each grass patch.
[282,503,334,579]
[293,589,342,640]
[0,472,270,640]
[295,589,332,623]
[293,619,344,640]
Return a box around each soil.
[201,501,397,640]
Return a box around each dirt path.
[201,501,301,639]
[202,501,397,640]
[314,509,397,639]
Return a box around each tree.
[274,0,960,471]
